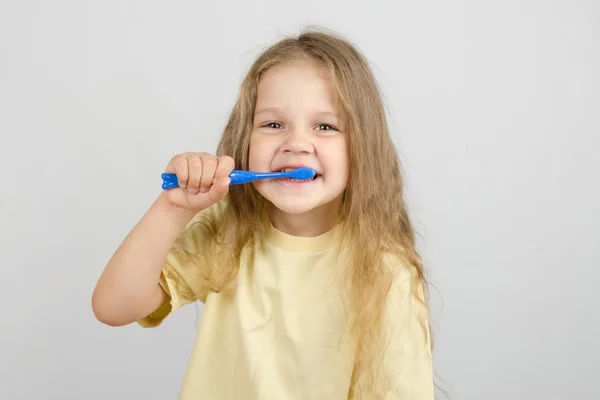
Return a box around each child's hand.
[163,152,234,212]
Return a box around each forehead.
[255,60,338,115]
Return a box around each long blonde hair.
[197,27,430,396]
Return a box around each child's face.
[248,60,349,218]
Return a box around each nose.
[279,127,314,155]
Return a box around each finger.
[209,176,231,202]
[187,155,203,193]
[213,155,235,182]
[199,154,218,193]
[169,155,189,188]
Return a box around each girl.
[92,28,434,399]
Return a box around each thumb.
[207,177,231,203]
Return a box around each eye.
[263,122,283,129]
[315,124,337,131]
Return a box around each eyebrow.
[254,107,338,118]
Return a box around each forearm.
[92,192,196,326]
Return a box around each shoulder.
[381,251,425,291]
[172,199,230,252]
[190,198,229,225]
[380,251,430,320]
[365,251,434,397]
[380,251,433,365]
[184,198,229,234]
[160,199,232,302]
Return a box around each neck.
[268,200,342,237]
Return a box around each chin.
[267,198,320,215]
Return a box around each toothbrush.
[161,167,316,190]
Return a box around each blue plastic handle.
[161,168,316,190]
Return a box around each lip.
[274,175,322,188]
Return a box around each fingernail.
[188,187,198,194]
[199,186,209,193]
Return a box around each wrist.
[155,192,197,227]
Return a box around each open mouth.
[276,167,322,182]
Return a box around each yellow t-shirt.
[138,201,434,399]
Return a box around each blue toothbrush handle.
[228,170,283,184]
[161,170,287,190]
[161,173,179,189]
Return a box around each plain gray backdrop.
[1,1,598,399]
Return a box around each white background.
[1,1,598,399]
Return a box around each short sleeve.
[367,254,435,399]
[137,201,226,328]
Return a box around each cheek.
[248,132,278,171]
[324,139,350,175]
[248,133,262,170]
[341,144,350,175]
